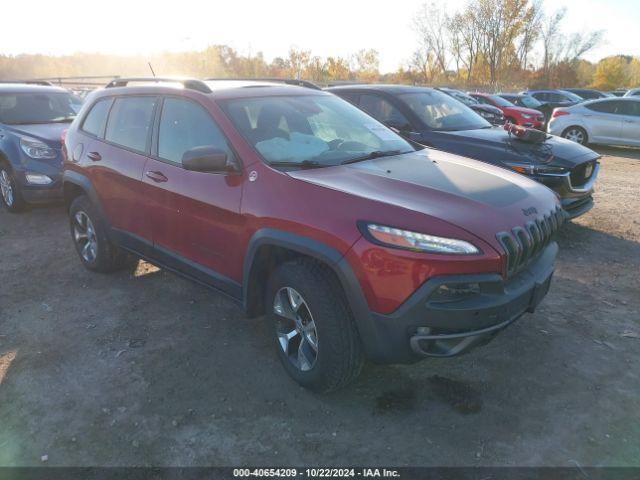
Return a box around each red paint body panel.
[473,93,545,129]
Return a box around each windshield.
[0,92,77,125]
[220,95,414,167]
[488,95,515,107]
[400,90,490,131]
[518,95,542,108]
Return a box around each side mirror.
[182,146,231,173]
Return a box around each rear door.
[85,95,157,244]
[583,101,624,144]
[618,101,640,146]
[142,96,244,291]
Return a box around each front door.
[619,101,640,147]
[142,96,244,292]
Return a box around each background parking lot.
[0,147,639,466]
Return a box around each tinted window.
[619,101,640,117]
[158,97,232,165]
[519,96,543,108]
[586,101,620,114]
[0,92,77,125]
[531,92,547,102]
[81,99,111,137]
[400,90,490,131]
[488,95,514,107]
[358,94,410,129]
[105,96,156,153]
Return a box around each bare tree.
[413,1,450,79]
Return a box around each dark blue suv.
[0,84,78,212]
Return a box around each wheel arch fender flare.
[242,228,381,357]
[62,170,107,220]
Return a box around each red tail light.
[552,110,570,118]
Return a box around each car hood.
[288,149,559,245]
[4,123,69,148]
[435,127,599,167]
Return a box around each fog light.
[430,283,481,303]
[25,173,53,185]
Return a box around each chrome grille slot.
[497,206,565,277]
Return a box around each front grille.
[496,206,565,277]
[570,161,595,187]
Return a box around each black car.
[498,93,554,123]
[437,87,505,125]
[328,84,600,219]
[563,88,612,100]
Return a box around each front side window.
[400,90,490,131]
[81,99,112,137]
[158,97,232,165]
[448,90,478,106]
[221,94,414,167]
[358,94,410,129]
[105,96,156,153]
[618,101,640,117]
[0,92,77,125]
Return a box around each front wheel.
[0,166,26,213]
[562,126,588,145]
[266,259,364,392]
[69,195,131,273]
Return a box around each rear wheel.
[69,195,131,273]
[0,166,26,213]
[266,259,364,392]
[562,126,588,145]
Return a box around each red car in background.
[469,93,545,129]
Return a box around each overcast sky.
[1,0,638,73]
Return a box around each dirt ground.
[0,147,639,467]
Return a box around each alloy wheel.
[73,211,98,263]
[0,169,14,207]
[565,128,585,144]
[273,287,318,372]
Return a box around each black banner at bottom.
[0,467,639,480]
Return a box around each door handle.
[145,170,168,183]
[87,151,102,162]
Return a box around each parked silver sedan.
[548,97,640,147]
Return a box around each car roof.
[92,80,329,101]
[327,84,437,94]
[0,83,69,94]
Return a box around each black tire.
[266,258,364,392]
[562,126,588,146]
[0,164,26,213]
[69,195,131,273]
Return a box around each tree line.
[0,0,638,91]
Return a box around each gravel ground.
[0,147,639,467]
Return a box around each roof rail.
[0,80,54,86]
[105,77,212,93]
[205,77,322,91]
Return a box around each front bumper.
[534,162,599,219]
[362,242,557,364]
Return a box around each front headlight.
[521,114,533,120]
[505,162,568,175]
[364,223,479,254]
[20,137,57,159]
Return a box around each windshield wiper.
[267,160,325,169]
[340,150,406,165]
[49,117,76,123]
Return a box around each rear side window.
[81,99,111,137]
[158,97,232,165]
[586,101,620,114]
[619,101,640,117]
[105,96,157,153]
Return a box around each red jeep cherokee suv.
[63,78,564,392]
